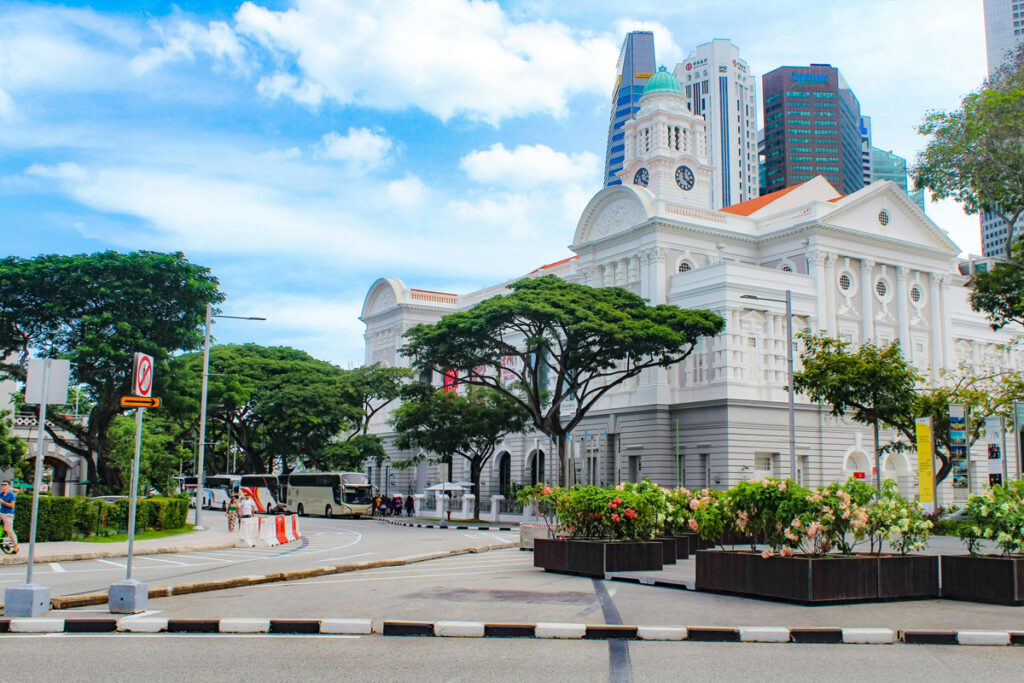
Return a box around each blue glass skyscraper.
[604,32,656,186]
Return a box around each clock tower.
[619,66,714,210]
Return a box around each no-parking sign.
[133,352,154,397]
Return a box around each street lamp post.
[741,291,796,482]
[194,303,265,530]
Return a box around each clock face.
[633,167,649,187]
[675,165,695,191]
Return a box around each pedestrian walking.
[391,495,402,517]
[374,493,383,517]
[404,494,414,517]
[0,481,19,553]
[238,493,255,520]
[226,494,239,531]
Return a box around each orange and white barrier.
[236,518,259,547]
[255,514,303,547]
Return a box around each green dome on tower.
[642,66,683,96]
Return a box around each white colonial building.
[360,68,1020,505]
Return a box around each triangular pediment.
[819,181,959,254]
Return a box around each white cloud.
[131,19,247,74]
[459,143,600,189]
[315,128,394,172]
[235,0,619,123]
[0,88,14,120]
[262,146,301,160]
[25,161,89,181]
[386,175,427,210]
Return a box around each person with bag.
[226,494,239,531]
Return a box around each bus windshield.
[341,473,369,486]
[342,486,373,506]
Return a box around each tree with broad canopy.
[400,276,725,486]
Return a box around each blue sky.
[0,0,990,365]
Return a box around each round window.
[839,273,852,291]
[910,286,922,303]
[781,264,793,272]
[678,261,692,273]
[878,210,890,226]
[875,280,888,298]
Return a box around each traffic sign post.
[109,353,157,614]
[5,358,70,617]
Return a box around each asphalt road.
[0,517,514,597]
[3,636,1023,682]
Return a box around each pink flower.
[784,528,799,542]
[791,518,802,528]
[541,486,553,496]
[689,499,700,511]
[761,550,774,559]
[780,547,795,557]
[841,510,850,520]
[611,514,620,523]
[688,519,699,531]
[779,481,787,491]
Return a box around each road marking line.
[95,559,125,568]
[50,563,66,573]
[253,567,536,589]
[138,556,191,566]
[321,552,375,562]
[168,554,234,563]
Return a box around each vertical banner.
[948,404,968,502]
[1015,402,1024,480]
[984,415,1004,487]
[914,417,935,512]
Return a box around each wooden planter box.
[669,533,694,559]
[654,537,678,565]
[534,538,663,578]
[941,555,1024,606]
[695,550,939,604]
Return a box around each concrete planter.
[695,550,939,604]
[534,539,664,578]
[518,523,556,550]
[941,555,1024,606]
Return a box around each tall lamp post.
[740,291,796,482]
[194,303,265,530]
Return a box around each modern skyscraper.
[761,64,863,196]
[980,1,1024,257]
[604,32,656,187]
[859,116,873,186]
[871,147,925,211]
[673,39,759,208]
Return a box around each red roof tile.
[720,183,805,216]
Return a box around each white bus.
[239,474,283,514]
[281,472,373,518]
[175,475,239,510]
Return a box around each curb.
[44,542,516,610]
[380,518,516,532]
[0,540,240,567]
[0,618,1021,645]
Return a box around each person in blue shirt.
[0,480,18,553]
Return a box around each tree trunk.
[558,433,571,487]
[471,459,482,519]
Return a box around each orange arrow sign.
[120,396,161,408]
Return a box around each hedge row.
[11,496,189,542]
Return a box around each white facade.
[672,39,759,209]
[360,70,1021,505]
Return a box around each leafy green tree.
[401,276,725,486]
[913,47,1024,330]
[793,333,921,487]
[913,45,1024,247]
[390,387,530,517]
[0,251,223,493]
[106,412,190,496]
[793,332,1024,486]
[0,410,26,475]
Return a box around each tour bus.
[239,473,283,514]
[175,474,239,510]
[280,472,373,518]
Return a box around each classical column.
[618,258,628,286]
[808,250,827,332]
[860,259,875,343]
[639,251,651,299]
[628,255,639,283]
[650,248,667,305]
[940,274,954,369]
[895,266,911,355]
[824,253,837,333]
[928,272,942,378]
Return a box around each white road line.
[50,562,66,573]
[138,556,191,566]
[95,559,125,568]
[255,567,536,589]
[321,552,375,562]
[168,554,234,563]
[314,532,326,536]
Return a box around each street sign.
[25,358,71,405]
[132,352,154,397]
[120,396,161,408]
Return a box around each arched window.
[528,450,545,485]
[498,452,511,495]
[678,260,693,273]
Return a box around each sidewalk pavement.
[0,526,239,566]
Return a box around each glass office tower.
[603,32,656,186]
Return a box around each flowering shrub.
[959,479,1024,556]
[687,488,731,544]
[727,479,805,550]
[865,480,933,555]
[517,480,664,541]
[664,487,695,534]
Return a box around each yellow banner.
[915,418,934,504]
